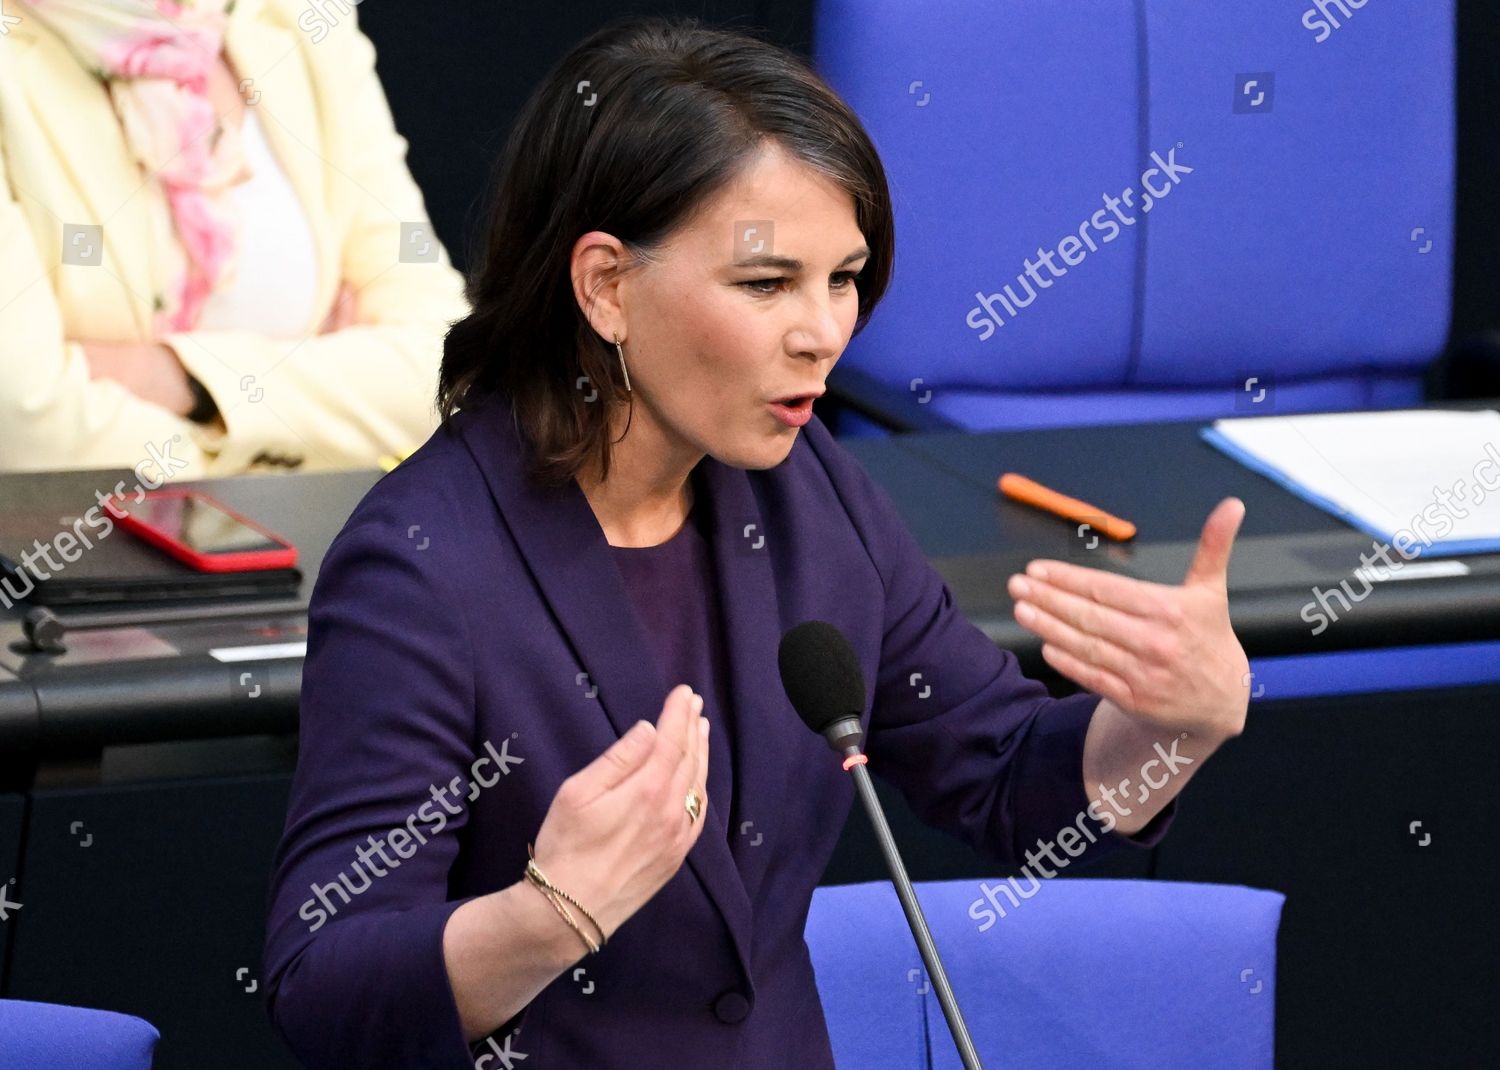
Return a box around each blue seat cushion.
[0,999,160,1070]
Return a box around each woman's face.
[594,143,870,471]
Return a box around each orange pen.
[997,472,1137,542]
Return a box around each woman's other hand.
[530,683,710,940]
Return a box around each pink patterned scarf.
[22,0,248,332]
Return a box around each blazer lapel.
[456,397,758,980]
[13,25,156,335]
[695,447,802,907]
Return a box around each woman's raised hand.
[529,683,710,940]
[1007,496,1251,741]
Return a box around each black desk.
[1,468,378,758]
[847,410,1500,666]
[1,408,1497,1069]
[5,405,1497,752]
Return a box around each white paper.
[1207,409,1500,545]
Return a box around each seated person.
[0,0,468,476]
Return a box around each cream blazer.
[0,0,470,476]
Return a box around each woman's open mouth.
[768,394,818,428]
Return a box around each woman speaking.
[262,16,1251,1068]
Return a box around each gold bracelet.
[525,865,602,954]
[524,843,607,953]
[526,846,606,950]
[524,874,598,954]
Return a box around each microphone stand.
[843,749,985,1070]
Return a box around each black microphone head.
[778,621,866,736]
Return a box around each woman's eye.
[740,272,861,295]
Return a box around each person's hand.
[528,682,710,940]
[318,281,358,334]
[79,340,196,417]
[1007,497,1251,743]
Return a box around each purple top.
[261,395,1177,1069]
[607,478,739,841]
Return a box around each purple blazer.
[262,392,1170,1068]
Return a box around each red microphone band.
[841,753,868,771]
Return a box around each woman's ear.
[570,231,632,341]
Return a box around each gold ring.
[685,788,703,824]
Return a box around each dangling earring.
[608,330,635,444]
[613,332,632,393]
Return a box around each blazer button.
[713,990,751,1024]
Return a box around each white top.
[195,106,320,338]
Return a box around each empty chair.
[813,0,1453,436]
[0,998,160,1070]
[806,878,1284,1068]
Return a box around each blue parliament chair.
[806,878,1284,1068]
[813,0,1454,436]
[0,998,160,1069]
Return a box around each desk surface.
[2,404,1497,752]
[0,468,379,755]
[842,406,1500,660]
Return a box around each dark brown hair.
[436,15,894,488]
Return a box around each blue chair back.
[804,880,930,1068]
[0,998,160,1069]
[807,878,1284,1068]
[814,0,1454,433]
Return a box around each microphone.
[778,621,984,1070]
